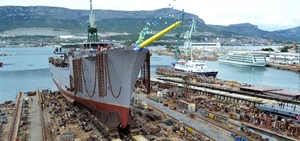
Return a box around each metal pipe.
[139,21,182,48]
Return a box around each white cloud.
[0,0,299,31]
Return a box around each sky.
[0,0,299,31]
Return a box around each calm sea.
[0,46,299,102]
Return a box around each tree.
[261,48,274,51]
[280,46,292,52]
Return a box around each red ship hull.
[53,79,129,128]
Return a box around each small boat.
[0,62,3,67]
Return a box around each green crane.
[171,9,185,58]
[87,0,98,42]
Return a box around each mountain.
[270,26,300,41]
[0,6,219,35]
[0,6,298,41]
[209,23,300,41]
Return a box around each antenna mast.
[87,0,98,42]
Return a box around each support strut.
[141,51,151,94]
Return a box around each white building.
[185,42,221,52]
[59,35,75,39]
[268,52,300,64]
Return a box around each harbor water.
[0,47,299,102]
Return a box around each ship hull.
[174,68,218,77]
[52,78,129,126]
[218,59,267,67]
[49,46,148,128]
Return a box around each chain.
[105,54,122,98]
[103,54,107,97]
[72,59,78,94]
[80,57,97,97]
[97,53,106,97]
[78,58,83,93]
[102,53,107,97]
[97,53,101,97]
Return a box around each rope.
[105,53,122,98]
[81,57,97,97]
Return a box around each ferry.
[172,60,218,77]
[218,52,268,67]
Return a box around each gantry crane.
[183,18,197,58]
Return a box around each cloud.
[1,0,299,31]
[204,11,299,31]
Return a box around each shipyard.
[1,73,300,141]
[1,0,300,141]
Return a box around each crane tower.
[87,0,99,42]
[184,18,197,57]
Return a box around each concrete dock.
[27,94,42,141]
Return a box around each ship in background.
[174,18,218,77]
[218,51,268,67]
[49,0,182,130]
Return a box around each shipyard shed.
[258,101,300,120]
[178,100,196,112]
[240,86,281,94]
[240,86,300,100]
[264,90,300,100]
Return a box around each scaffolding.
[140,51,151,94]
[182,76,191,99]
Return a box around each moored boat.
[0,62,2,67]
[173,18,218,78]
[171,60,218,77]
[218,52,268,67]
